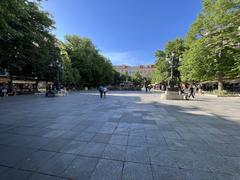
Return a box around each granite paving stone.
[40,139,70,152]
[78,142,107,157]
[127,135,147,147]
[103,144,127,161]
[148,147,178,168]
[165,138,193,152]
[151,165,186,180]
[109,134,128,145]
[1,92,240,179]
[122,162,153,180]
[62,156,99,180]
[59,140,87,154]
[27,173,66,180]
[16,150,56,171]
[0,168,32,180]
[0,145,36,166]
[173,151,212,172]
[0,166,10,174]
[126,146,150,164]
[37,153,76,175]
[74,132,96,142]
[89,159,123,180]
[91,133,112,143]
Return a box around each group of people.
[98,85,108,98]
[145,84,153,92]
[97,83,201,100]
[0,85,16,97]
[179,84,198,100]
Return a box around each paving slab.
[122,162,153,180]
[62,156,99,180]
[0,92,240,179]
[89,159,123,180]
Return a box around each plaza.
[0,92,240,179]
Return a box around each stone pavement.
[0,92,240,180]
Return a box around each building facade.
[114,65,155,78]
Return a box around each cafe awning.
[12,80,36,84]
[0,77,10,83]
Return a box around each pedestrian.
[148,84,153,92]
[145,85,148,93]
[98,85,104,98]
[103,85,108,98]
[188,85,195,99]
[2,86,8,96]
[179,84,188,100]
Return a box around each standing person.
[98,85,104,98]
[103,85,108,98]
[148,84,153,92]
[2,86,8,96]
[199,84,204,94]
[188,85,195,99]
[145,85,148,92]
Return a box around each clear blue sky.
[41,0,202,65]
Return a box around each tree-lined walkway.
[0,92,240,179]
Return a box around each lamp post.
[49,58,62,90]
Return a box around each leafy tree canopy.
[62,35,115,87]
[180,0,240,90]
[0,0,58,81]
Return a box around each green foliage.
[0,1,116,87]
[62,35,115,87]
[165,38,185,58]
[152,38,185,83]
[60,43,75,83]
[151,50,169,83]
[0,0,58,81]
[180,0,240,89]
[132,71,143,86]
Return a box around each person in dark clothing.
[189,85,195,99]
[99,85,104,98]
[148,84,153,92]
[145,85,148,92]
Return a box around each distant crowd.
[0,85,16,97]
[178,84,202,100]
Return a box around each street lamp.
[49,58,62,90]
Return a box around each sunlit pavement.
[0,91,240,180]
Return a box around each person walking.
[148,84,153,92]
[99,85,104,98]
[145,85,148,92]
[103,85,108,98]
[188,85,195,99]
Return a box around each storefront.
[12,80,36,94]
[0,77,10,86]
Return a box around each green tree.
[0,0,59,85]
[151,50,169,83]
[63,35,115,87]
[132,71,143,86]
[180,0,240,90]
[152,38,185,84]
[60,43,74,84]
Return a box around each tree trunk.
[35,79,39,93]
[217,75,224,91]
[46,81,49,92]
